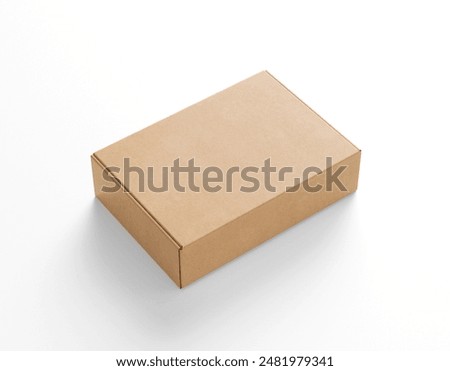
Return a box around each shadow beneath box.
[80,194,358,348]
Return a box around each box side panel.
[180,151,361,287]
[91,155,181,287]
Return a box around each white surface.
[0,0,449,350]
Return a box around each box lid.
[94,71,358,248]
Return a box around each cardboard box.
[91,71,361,288]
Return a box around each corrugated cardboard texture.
[91,155,181,285]
[180,151,361,286]
[92,71,361,287]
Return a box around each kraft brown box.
[91,71,361,288]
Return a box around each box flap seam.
[92,153,184,251]
[183,150,360,250]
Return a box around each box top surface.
[94,71,358,248]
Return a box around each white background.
[1,0,449,351]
